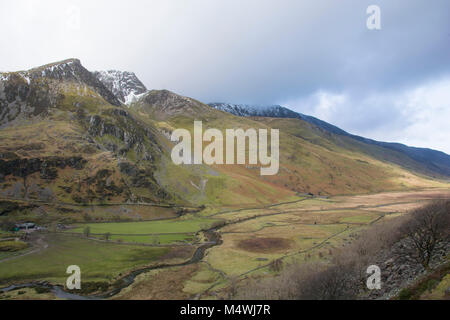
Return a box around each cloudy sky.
[1,0,450,153]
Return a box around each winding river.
[0,229,222,300]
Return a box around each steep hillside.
[0,59,178,205]
[129,90,447,206]
[0,59,448,211]
[209,103,450,179]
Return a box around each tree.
[152,236,160,245]
[296,263,358,300]
[402,201,450,270]
[83,226,91,238]
[269,259,283,272]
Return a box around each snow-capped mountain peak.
[94,70,147,105]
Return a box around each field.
[66,217,219,245]
[197,188,450,298]
[0,234,180,286]
[1,188,449,299]
[68,217,218,235]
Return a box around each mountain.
[0,58,121,127]
[0,59,175,205]
[93,70,147,105]
[0,59,448,211]
[209,103,450,178]
[129,90,448,203]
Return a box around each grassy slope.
[129,91,448,208]
[0,234,169,285]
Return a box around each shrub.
[397,288,413,300]
[34,286,52,294]
[268,259,283,273]
[0,240,28,252]
[83,226,91,238]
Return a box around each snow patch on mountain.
[208,102,301,119]
[28,58,82,81]
[0,71,30,84]
[94,70,147,105]
[0,73,9,82]
[208,102,349,135]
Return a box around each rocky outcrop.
[136,90,213,121]
[0,59,124,125]
[0,156,87,180]
[0,72,59,126]
[362,238,449,299]
[94,70,147,105]
[87,108,158,161]
[119,161,171,201]
[27,59,121,107]
[0,59,123,127]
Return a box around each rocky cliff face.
[0,59,122,127]
[0,156,87,181]
[27,59,122,106]
[85,108,158,161]
[0,71,58,126]
[94,70,147,105]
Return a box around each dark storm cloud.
[1,0,450,151]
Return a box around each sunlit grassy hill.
[129,89,448,206]
[0,59,448,212]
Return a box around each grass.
[340,212,381,224]
[0,287,57,300]
[0,231,15,239]
[108,233,195,245]
[68,217,219,235]
[207,221,350,277]
[396,260,450,300]
[422,274,450,299]
[0,234,170,286]
[203,190,450,280]
[0,247,34,261]
[183,264,222,295]
[1,189,448,299]
[113,264,199,300]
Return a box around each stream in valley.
[0,229,222,300]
